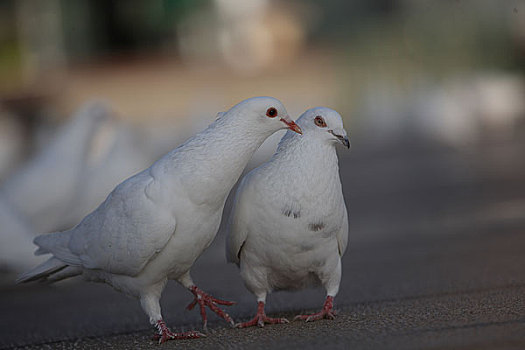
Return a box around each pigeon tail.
[33,231,82,266]
[16,257,67,283]
[17,230,83,283]
[45,266,82,283]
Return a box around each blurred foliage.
[60,0,211,60]
[0,0,522,94]
[0,0,23,90]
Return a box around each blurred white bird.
[0,101,112,233]
[62,121,152,229]
[18,97,302,343]
[227,107,349,328]
[0,109,26,183]
[0,197,45,273]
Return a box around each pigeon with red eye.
[17,96,302,344]
[227,107,350,328]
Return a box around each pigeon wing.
[337,201,349,256]
[68,170,176,276]
[226,175,253,265]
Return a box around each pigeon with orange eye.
[227,107,350,328]
[313,115,350,148]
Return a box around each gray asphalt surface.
[1,131,525,349]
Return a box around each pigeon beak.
[342,136,351,149]
[280,117,302,134]
[329,130,351,149]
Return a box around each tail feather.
[35,247,47,256]
[46,266,82,283]
[16,257,67,283]
[18,230,84,284]
[34,231,82,266]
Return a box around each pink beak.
[280,118,302,134]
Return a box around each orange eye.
[266,107,278,118]
[314,116,327,127]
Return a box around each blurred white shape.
[217,0,305,74]
[62,121,152,228]
[359,79,410,146]
[0,197,45,272]
[412,74,525,147]
[360,72,525,149]
[0,109,26,183]
[473,73,525,139]
[412,80,480,147]
[0,101,112,233]
[178,0,305,74]
[216,0,273,73]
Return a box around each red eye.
[266,107,277,118]
[314,116,327,127]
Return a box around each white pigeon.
[227,107,349,327]
[18,97,302,344]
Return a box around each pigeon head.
[229,97,302,135]
[296,107,350,149]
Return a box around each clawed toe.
[179,331,207,338]
[154,329,206,344]
[187,286,235,328]
[154,320,206,344]
[294,314,305,321]
[235,302,289,329]
[235,315,289,328]
[293,296,337,323]
[294,311,336,322]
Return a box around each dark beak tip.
[289,124,302,135]
[283,119,302,134]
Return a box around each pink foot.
[294,296,336,322]
[186,286,235,330]
[235,301,289,328]
[153,320,205,344]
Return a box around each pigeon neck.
[269,132,341,196]
[161,116,273,206]
[275,132,339,170]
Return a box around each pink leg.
[153,319,205,344]
[186,286,235,330]
[294,296,336,322]
[235,301,289,328]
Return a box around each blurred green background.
[1,0,523,121]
